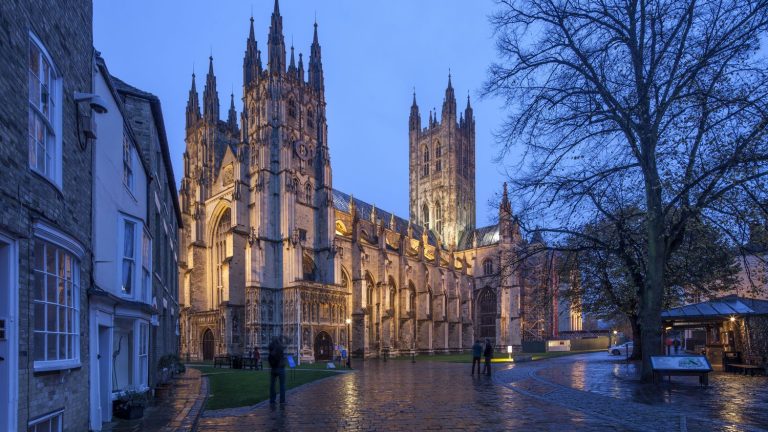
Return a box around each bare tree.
[485,0,768,379]
[557,213,741,360]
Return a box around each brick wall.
[0,1,93,430]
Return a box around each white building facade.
[88,56,153,430]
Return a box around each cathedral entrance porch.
[202,328,215,361]
[314,331,334,362]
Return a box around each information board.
[287,355,296,368]
[650,355,712,371]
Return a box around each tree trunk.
[640,152,667,382]
[629,315,642,360]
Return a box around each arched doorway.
[478,288,496,340]
[202,329,215,361]
[314,331,333,361]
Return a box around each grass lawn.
[192,365,342,410]
[392,349,605,363]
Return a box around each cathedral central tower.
[409,75,476,248]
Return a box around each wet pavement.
[197,359,617,431]
[193,353,768,432]
[102,368,206,432]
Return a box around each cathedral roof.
[331,189,441,247]
[456,225,500,250]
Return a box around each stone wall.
[0,1,93,430]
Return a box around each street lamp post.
[345,318,352,369]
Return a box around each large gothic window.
[303,253,316,281]
[214,209,231,306]
[427,287,433,316]
[288,99,297,119]
[434,202,442,237]
[307,108,315,130]
[422,145,430,177]
[305,183,312,204]
[435,141,442,172]
[422,203,430,230]
[478,288,496,339]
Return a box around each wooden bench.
[728,355,766,376]
[213,355,231,368]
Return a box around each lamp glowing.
[729,316,736,322]
[346,318,351,325]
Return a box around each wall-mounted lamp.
[74,91,108,150]
[74,92,109,113]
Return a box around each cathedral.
[178,1,561,362]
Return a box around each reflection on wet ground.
[103,368,204,432]
[113,353,768,431]
[535,354,768,429]
[197,359,620,431]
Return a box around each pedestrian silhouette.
[471,340,483,375]
[268,337,286,404]
[483,339,493,376]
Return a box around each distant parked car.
[608,342,634,356]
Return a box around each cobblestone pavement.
[103,368,206,432]
[193,353,768,432]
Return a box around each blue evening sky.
[94,0,510,227]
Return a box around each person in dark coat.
[483,339,493,376]
[268,337,286,404]
[471,340,483,375]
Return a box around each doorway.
[202,329,215,361]
[314,331,333,361]
[0,234,18,432]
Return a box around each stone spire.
[203,56,219,123]
[464,92,474,125]
[227,92,237,131]
[500,182,511,216]
[243,16,260,87]
[409,89,420,131]
[186,72,201,129]
[288,45,296,76]
[267,0,286,75]
[442,70,456,121]
[298,53,304,82]
[308,20,324,91]
[500,182,513,244]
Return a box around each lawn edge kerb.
[190,365,346,411]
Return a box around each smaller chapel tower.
[409,74,476,248]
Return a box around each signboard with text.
[650,355,712,372]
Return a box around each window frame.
[137,321,149,389]
[141,229,152,304]
[32,222,83,372]
[123,130,135,193]
[27,32,63,188]
[27,409,64,432]
[118,215,145,301]
[483,258,494,276]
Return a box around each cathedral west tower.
[409,75,476,248]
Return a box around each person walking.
[471,340,483,375]
[253,346,262,370]
[483,339,493,376]
[673,338,681,355]
[268,337,287,404]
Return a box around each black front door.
[314,331,333,361]
[202,329,215,361]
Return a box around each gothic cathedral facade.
[179,1,561,362]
